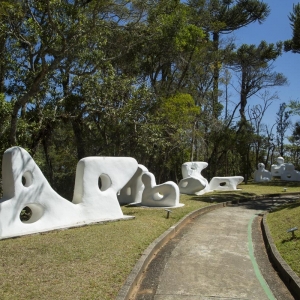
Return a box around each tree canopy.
[0,0,297,197]
[284,3,300,54]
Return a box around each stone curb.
[116,201,230,300]
[262,213,300,299]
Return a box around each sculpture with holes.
[254,163,272,182]
[281,163,300,181]
[117,164,148,205]
[179,161,244,195]
[141,172,183,207]
[271,156,286,177]
[205,176,244,193]
[178,162,209,195]
[0,147,137,239]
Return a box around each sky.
[225,0,300,137]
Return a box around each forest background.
[0,0,300,199]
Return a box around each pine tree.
[284,3,300,54]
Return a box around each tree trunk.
[0,34,6,94]
[72,118,85,160]
[212,31,220,118]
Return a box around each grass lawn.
[0,181,299,299]
[243,181,300,276]
[266,201,300,277]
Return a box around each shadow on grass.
[268,200,300,214]
[245,180,300,187]
[281,236,300,243]
[189,192,257,203]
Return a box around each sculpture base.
[0,215,135,240]
[126,203,185,208]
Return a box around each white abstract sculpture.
[141,172,183,207]
[0,147,137,239]
[198,176,244,195]
[72,156,138,215]
[179,161,243,195]
[178,162,208,194]
[281,163,300,181]
[253,163,272,182]
[208,176,244,192]
[118,164,148,205]
[271,157,285,177]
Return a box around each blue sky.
[225,0,300,137]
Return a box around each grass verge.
[0,182,299,299]
[266,201,300,277]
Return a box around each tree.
[182,1,271,179]
[139,0,206,97]
[0,93,11,140]
[284,3,300,54]
[142,93,200,182]
[276,102,291,156]
[226,41,287,181]
[2,0,146,146]
[286,121,300,168]
[0,0,23,93]
[229,41,287,132]
[290,121,300,145]
[0,93,12,194]
[1,0,285,191]
[247,91,277,167]
[188,0,270,118]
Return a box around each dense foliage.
[0,0,298,198]
[284,3,300,54]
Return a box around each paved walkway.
[132,198,297,300]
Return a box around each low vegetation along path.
[131,199,295,300]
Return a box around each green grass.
[239,180,300,195]
[0,182,299,299]
[267,201,300,277]
[243,181,300,277]
[0,195,211,300]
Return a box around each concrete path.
[132,198,297,300]
[154,206,269,299]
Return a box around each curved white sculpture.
[179,161,243,195]
[178,162,208,194]
[281,163,300,181]
[254,163,272,182]
[196,176,244,195]
[208,176,244,191]
[141,172,183,207]
[0,147,137,239]
[271,157,285,177]
[118,164,148,205]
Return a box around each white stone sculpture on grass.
[253,163,272,182]
[281,163,300,181]
[141,172,183,207]
[117,164,148,205]
[271,156,286,177]
[0,147,137,239]
[207,176,244,192]
[179,161,244,195]
[178,162,208,194]
[192,175,244,195]
[72,156,138,214]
